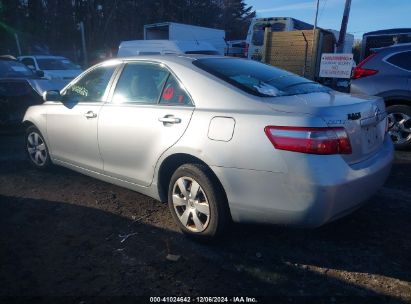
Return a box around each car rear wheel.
[387,105,411,149]
[168,164,228,239]
[25,125,51,169]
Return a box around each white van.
[144,22,226,55]
[117,40,220,57]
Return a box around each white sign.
[319,53,354,79]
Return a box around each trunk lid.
[263,91,387,164]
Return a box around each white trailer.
[245,17,354,61]
[246,17,314,60]
[326,29,354,54]
[144,22,226,55]
[117,40,219,57]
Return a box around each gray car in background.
[351,43,411,149]
[23,55,393,239]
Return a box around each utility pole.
[14,33,22,56]
[310,0,320,79]
[78,21,88,67]
[311,0,320,49]
[313,0,320,33]
[337,0,352,53]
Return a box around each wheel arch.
[378,93,411,108]
[385,98,411,107]
[22,120,36,129]
[156,153,231,217]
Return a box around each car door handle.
[84,111,97,119]
[158,116,181,124]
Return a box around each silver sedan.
[23,55,394,239]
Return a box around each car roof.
[122,54,224,61]
[113,54,238,67]
[364,28,411,37]
[373,43,411,53]
[20,55,67,59]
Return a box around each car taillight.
[352,52,378,79]
[264,126,352,155]
[352,67,378,79]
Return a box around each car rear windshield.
[193,58,329,97]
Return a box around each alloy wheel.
[27,131,48,166]
[172,177,210,232]
[387,112,411,145]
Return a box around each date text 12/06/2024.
[149,297,258,303]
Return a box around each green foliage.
[0,0,255,63]
[352,39,361,63]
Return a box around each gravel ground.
[0,132,410,303]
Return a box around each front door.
[98,62,195,186]
[46,63,119,172]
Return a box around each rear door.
[98,61,194,186]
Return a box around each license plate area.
[361,125,379,153]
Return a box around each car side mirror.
[43,90,62,102]
[36,70,44,77]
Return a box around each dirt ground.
[0,132,410,303]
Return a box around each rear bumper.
[212,136,394,227]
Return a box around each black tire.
[168,163,228,240]
[386,105,411,150]
[25,125,52,170]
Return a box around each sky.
[245,0,411,39]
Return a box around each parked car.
[351,43,411,149]
[18,55,82,83]
[0,56,44,127]
[23,55,394,239]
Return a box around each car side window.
[21,58,36,69]
[112,63,169,104]
[386,51,411,71]
[63,65,116,103]
[159,74,193,106]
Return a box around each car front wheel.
[168,163,228,239]
[25,125,51,169]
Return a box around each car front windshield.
[0,60,35,77]
[37,58,79,70]
[193,58,329,97]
